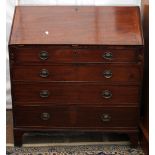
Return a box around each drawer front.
[76,49,138,63]
[11,47,74,63]
[10,46,139,63]
[13,83,139,105]
[12,64,141,83]
[76,106,139,128]
[14,106,72,127]
[14,106,139,128]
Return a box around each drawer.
[76,49,139,63]
[10,46,74,63]
[14,106,139,128]
[10,46,139,64]
[12,64,141,83]
[13,83,139,105]
[14,106,72,127]
[76,106,139,128]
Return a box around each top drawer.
[9,46,140,64]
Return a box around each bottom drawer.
[14,106,139,128]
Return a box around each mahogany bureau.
[9,6,144,146]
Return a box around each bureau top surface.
[9,6,143,46]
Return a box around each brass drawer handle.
[102,90,112,99]
[103,70,112,78]
[103,52,113,60]
[39,51,48,60]
[41,112,50,120]
[101,114,111,122]
[40,69,49,78]
[40,90,49,98]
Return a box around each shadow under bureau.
[9,6,144,146]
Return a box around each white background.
[6,0,141,109]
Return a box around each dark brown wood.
[9,6,143,45]
[13,129,24,147]
[10,46,140,64]
[13,83,139,105]
[12,64,141,83]
[128,133,139,147]
[139,123,149,155]
[14,106,139,128]
[9,6,144,146]
[140,0,149,154]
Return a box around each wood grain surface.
[9,6,143,45]
[13,83,139,105]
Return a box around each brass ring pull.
[103,52,113,60]
[40,69,49,78]
[103,70,112,78]
[39,51,48,60]
[102,90,112,99]
[101,114,111,122]
[41,112,50,120]
[40,90,49,98]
